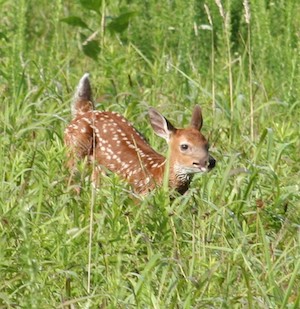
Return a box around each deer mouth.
[192,155,216,172]
[192,162,208,172]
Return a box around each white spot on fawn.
[82,117,92,124]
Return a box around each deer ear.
[190,105,203,130]
[148,108,176,142]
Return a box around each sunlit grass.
[0,0,299,308]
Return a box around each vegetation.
[0,0,299,307]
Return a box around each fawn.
[64,74,216,195]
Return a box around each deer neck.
[169,161,193,194]
[148,154,192,194]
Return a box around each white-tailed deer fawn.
[65,74,216,194]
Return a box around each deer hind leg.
[64,126,94,193]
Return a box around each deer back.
[65,109,166,193]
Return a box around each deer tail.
[71,73,95,118]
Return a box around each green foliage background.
[0,0,299,308]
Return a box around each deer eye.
[180,144,189,151]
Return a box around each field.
[0,0,299,308]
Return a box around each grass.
[1,0,299,308]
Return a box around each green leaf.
[0,31,8,41]
[60,16,90,30]
[79,0,102,13]
[107,11,136,33]
[82,40,100,61]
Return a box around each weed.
[0,0,299,308]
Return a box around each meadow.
[0,0,299,308]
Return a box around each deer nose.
[208,156,216,169]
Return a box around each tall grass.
[0,0,299,308]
